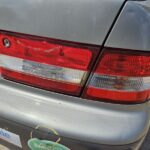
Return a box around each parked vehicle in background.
[0,0,150,150]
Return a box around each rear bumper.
[0,79,150,150]
[0,117,145,150]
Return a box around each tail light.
[84,48,150,103]
[0,31,149,104]
[0,31,99,96]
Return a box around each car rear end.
[0,0,150,150]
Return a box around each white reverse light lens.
[89,74,150,91]
[0,55,87,84]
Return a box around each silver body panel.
[106,1,150,51]
[0,0,124,45]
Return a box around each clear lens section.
[89,74,150,91]
[0,55,87,84]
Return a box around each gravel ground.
[141,130,150,150]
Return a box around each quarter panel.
[106,1,150,51]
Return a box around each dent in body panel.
[106,1,150,51]
[0,0,124,45]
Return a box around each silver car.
[0,0,150,150]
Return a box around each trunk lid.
[0,0,125,45]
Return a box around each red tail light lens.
[84,48,150,103]
[1,31,149,104]
[0,31,99,95]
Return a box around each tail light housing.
[0,31,149,104]
[84,48,150,103]
[0,31,99,96]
